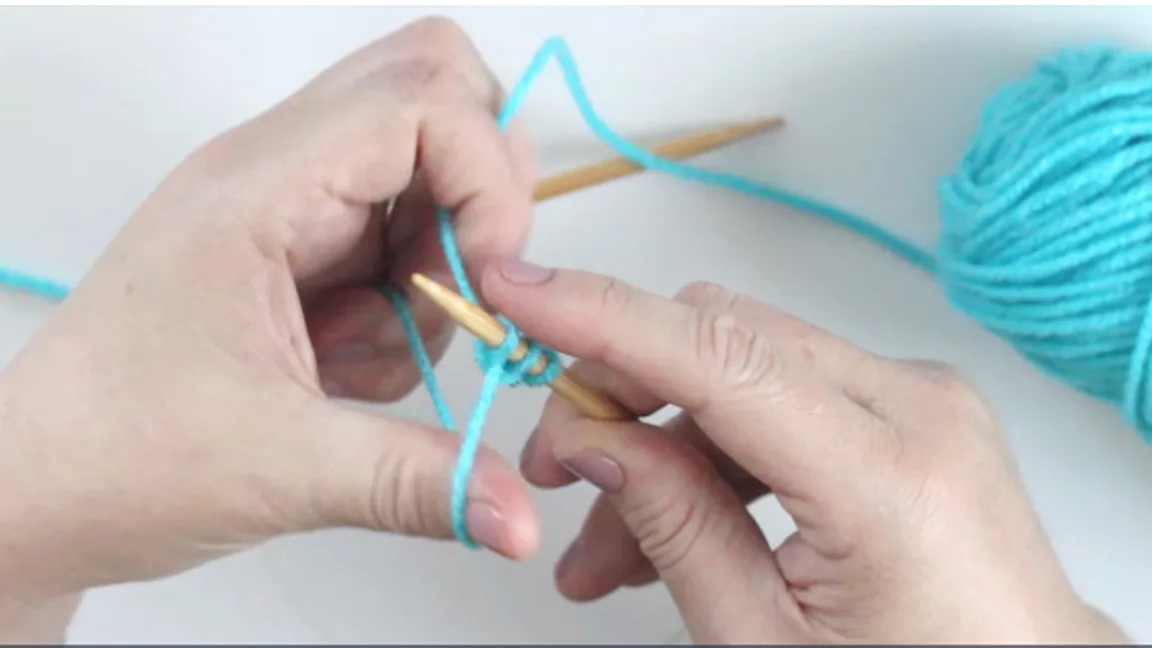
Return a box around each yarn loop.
[6,37,1152,550]
[474,321,563,389]
[936,44,1152,435]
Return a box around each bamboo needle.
[408,273,631,421]
[533,115,782,202]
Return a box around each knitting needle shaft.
[408,273,632,421]
[533,116,782,202]
[402,119,781,418]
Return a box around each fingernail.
[555,535,584,581]
[519,427,539,473]
[560,451,625,493]
[465,501,509,556]
[499,258,554,285]
[320,341,378,364]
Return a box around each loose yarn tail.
[0,264,71,303]
[7,36,1151,550]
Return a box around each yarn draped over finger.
[10,38,1152,549]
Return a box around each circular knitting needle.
[533,115,782,202]
[409,273,632,421]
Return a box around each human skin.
[0,14,1132,646]
[0,16,542,643]
[485,261,1132,645]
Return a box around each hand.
[481,260,1130,644]
[0,16,542,626]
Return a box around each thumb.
[550,419,798,644]
[277,396,540,561]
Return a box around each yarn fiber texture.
[6,37,1151,549]
[937,45,1152,434]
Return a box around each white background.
[0,5,1149,644]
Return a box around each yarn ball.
[12,36,1152,470]
[936,45,1152,438]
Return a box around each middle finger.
[553,412,773,601]
[522,358,666,488]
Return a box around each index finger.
[480,261,895,509]
[381,18,536,267]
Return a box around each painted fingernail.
[499,258,554,285]
[321,341,378,364]
[560,451,625,493]
[465,501,510,556]
[555,535,584,581]
[519,427,539,473]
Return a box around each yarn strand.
[0,264,71,303]
[385,36,939,548]
[6,37,1152,550]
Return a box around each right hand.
[481,260,1129,644]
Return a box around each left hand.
[0,16,540,625]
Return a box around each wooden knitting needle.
[408,272,632,421]
[533,115,782,202]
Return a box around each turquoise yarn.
[938,45,1152,434]
[0,265,70,302]
[7,37,1152,548]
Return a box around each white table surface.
[0,5,1150,644]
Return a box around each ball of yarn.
[937,44,1152,437]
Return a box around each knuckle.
[628,489,710,574]
[596,276,637,322]
[620,439,718,573]
[692,309,785,395]
[386,17,492,107]
[885,369,1005,504]
[918,363,995,426]
[676,281,796,398]
[367,445,439,536]
[402,15,472,50]
[383,56,464,105]
[889,359,997,437]
[674,280,739,311]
